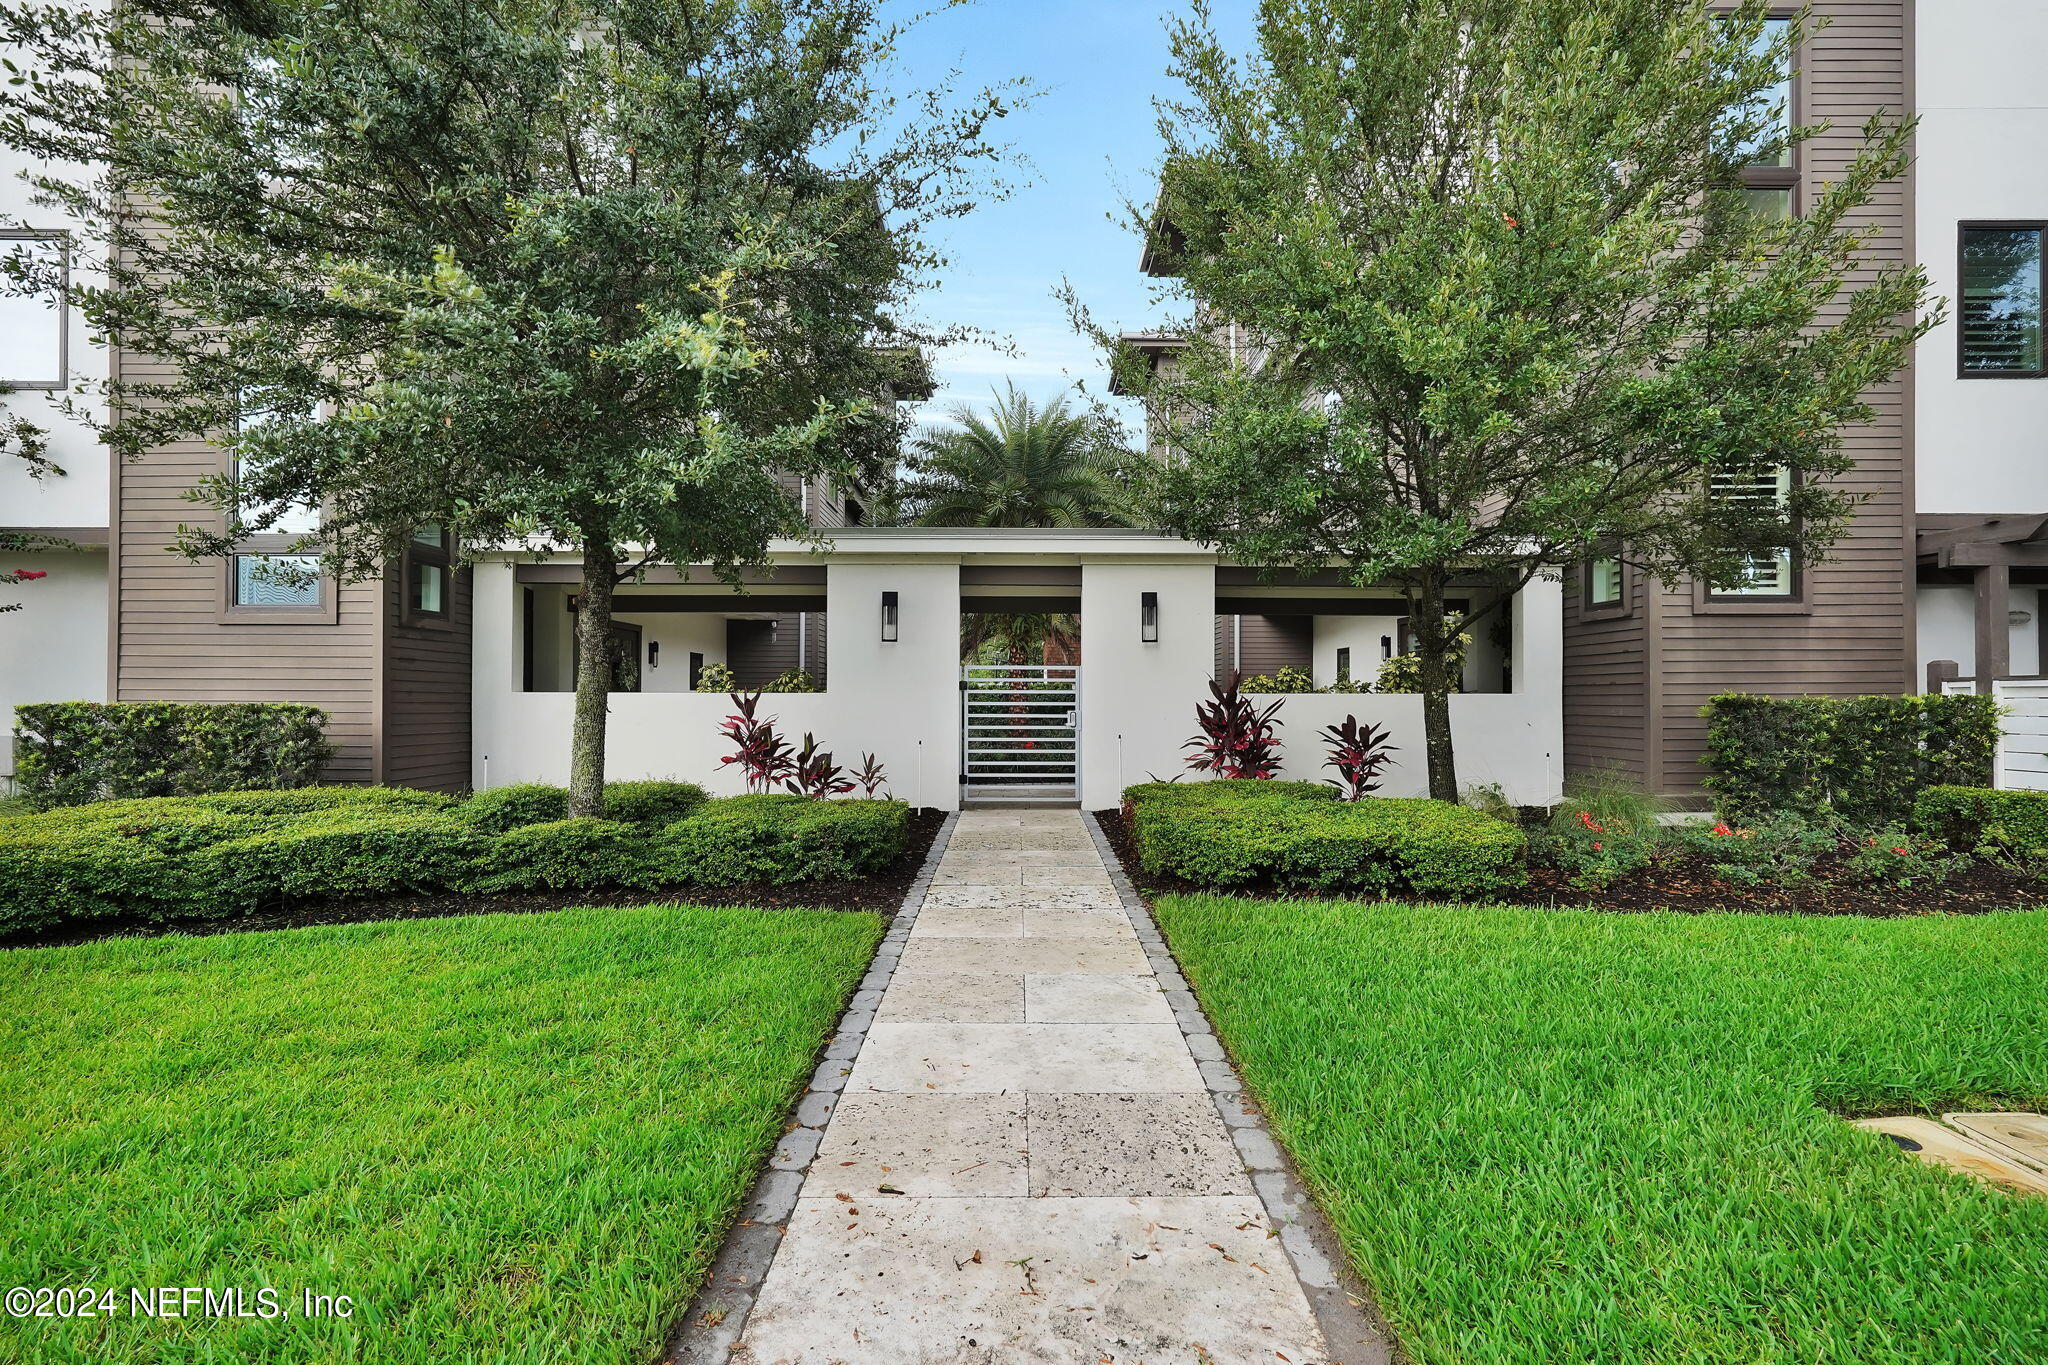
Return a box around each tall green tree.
[1103,0,1935,800]
[0,0,1021,813]
[906,383,1138,663]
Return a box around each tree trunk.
[1411,576,1460,802]
[569,551,616,818]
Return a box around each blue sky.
[886,0,1255,435]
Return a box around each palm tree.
[907,384,1141,529]
[907,385,1142,665]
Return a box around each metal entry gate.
[960,665,1079,804]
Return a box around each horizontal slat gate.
[1996,680,2048,790]
[961,665,1079,804]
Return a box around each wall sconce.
[2011,609,2034,628]
[1140,591,1159,643]
[881,590,899,642]
[647,641,659,668]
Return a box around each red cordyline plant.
[1184,672,1285,779]
[1321,715,1397,800]
[852,752,889,798]
[785,733,856,799]
[717,691,793,793]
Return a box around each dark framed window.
[1960,224,2045,377]
[1715,13,1799,215]
[0,232,67,388]
[225,448,328,617]
[1584,554,1627,611]
[1335,647,1351,683]
[405,525,453,621]
[1704,465,1798,600]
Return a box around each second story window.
[0,233,67,388]
[1960,224,2045,377]
[1721,14,1797,218]
[1587,556,1625,609]
[406,525,452,620]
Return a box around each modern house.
[2,0,2042,805]
[1114,0,2048,798]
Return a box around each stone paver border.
[666,811,959,1365]
[1081,811,1396,1365]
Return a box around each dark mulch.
[1092,808,2048,918]
[8,807,947,950]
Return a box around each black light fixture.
[1140,591,1159,643]
[881,590,899,642]
[647,641,659,668]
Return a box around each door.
[960,665,1079,803]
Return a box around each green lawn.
[1154,895,2048,1365]
[1,903,881,1364]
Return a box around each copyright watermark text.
[6,1286,355,1320]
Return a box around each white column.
[1079,560,1216,809]
[823,560,962,811]
[1510,572,1565,805]
[469,560,521,792]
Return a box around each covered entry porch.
[470,529,1565,810]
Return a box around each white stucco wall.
[1914,1,2048,514]
[0,549,108,783]
[1311,614,1399,688]
[1916,582,2041,679]
[1079,559,1219,808]
[474,559,963,808]
[2,122,108,534]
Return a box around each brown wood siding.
[381,568,472,792]
[727,612,825,687]
[1644,0,1913,796]
[1212,614,1312,678]
[110,393,382,781]
[1562,565,1651,784]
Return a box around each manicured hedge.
[13,701,333,808]
[453,781,709,832]
[1700,693,1999,827]
[667,794,908,885]
[0,786,906,935]
[1125,780,1526,897]
[1914,785,2048,860]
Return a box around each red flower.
[12,569,47,580]
[1891,847,1910,857]
[1575,811,1605,834]
[1710,822,1734,837]
[1592,841,1603,852]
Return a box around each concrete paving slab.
[1020,866,1118,889]
[872,972,1026,1024]
[1027,1094,1251,1197]
[846,1022,1204,1094]
[897,936,1149,976]
[733,1196,1327,1365]
[1022,906,1135,939]
[807,1094,1029,1198]
[910,904,1024,937]
[1025,973,1172,1024]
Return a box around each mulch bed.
[1092,808,2048,918]
[8,807,948,950]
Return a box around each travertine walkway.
[731,809,1334,1364]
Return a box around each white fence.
[1938,676,2048,791]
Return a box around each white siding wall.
[1913,1,2048,514]
[0,549,108,783]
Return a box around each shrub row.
[1125,780,1525,898]
[1913,785,2048,860]
[0,783,903,936]
[14,701,333,808]
[1700,693,1998,827]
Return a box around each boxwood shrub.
[454,783,571,832]
[0,786,908,935]
[464,818,661,893]
[1125,780,1526,897]
[665,796,909,885]
[1122,779,1337,811]
[13,701,333,808]
[603,780,710,826]
[1914,785,2048,860]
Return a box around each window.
[1335,647,1351,684]
[1960,224,2045,376]
[1707,465,1796,598]
[1719,15,1798,213]
[0,234,67,388]
[1587,555,1625,609]
[233,554,323,608]
[406,525,452,620]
